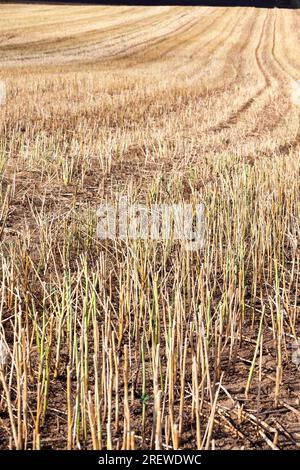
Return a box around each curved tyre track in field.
[268,11,300,156]
[208,10,271,133]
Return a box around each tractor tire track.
[207,11,272,134]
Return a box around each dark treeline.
[1,0,297,10]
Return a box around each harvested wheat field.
[0,3,300,451]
